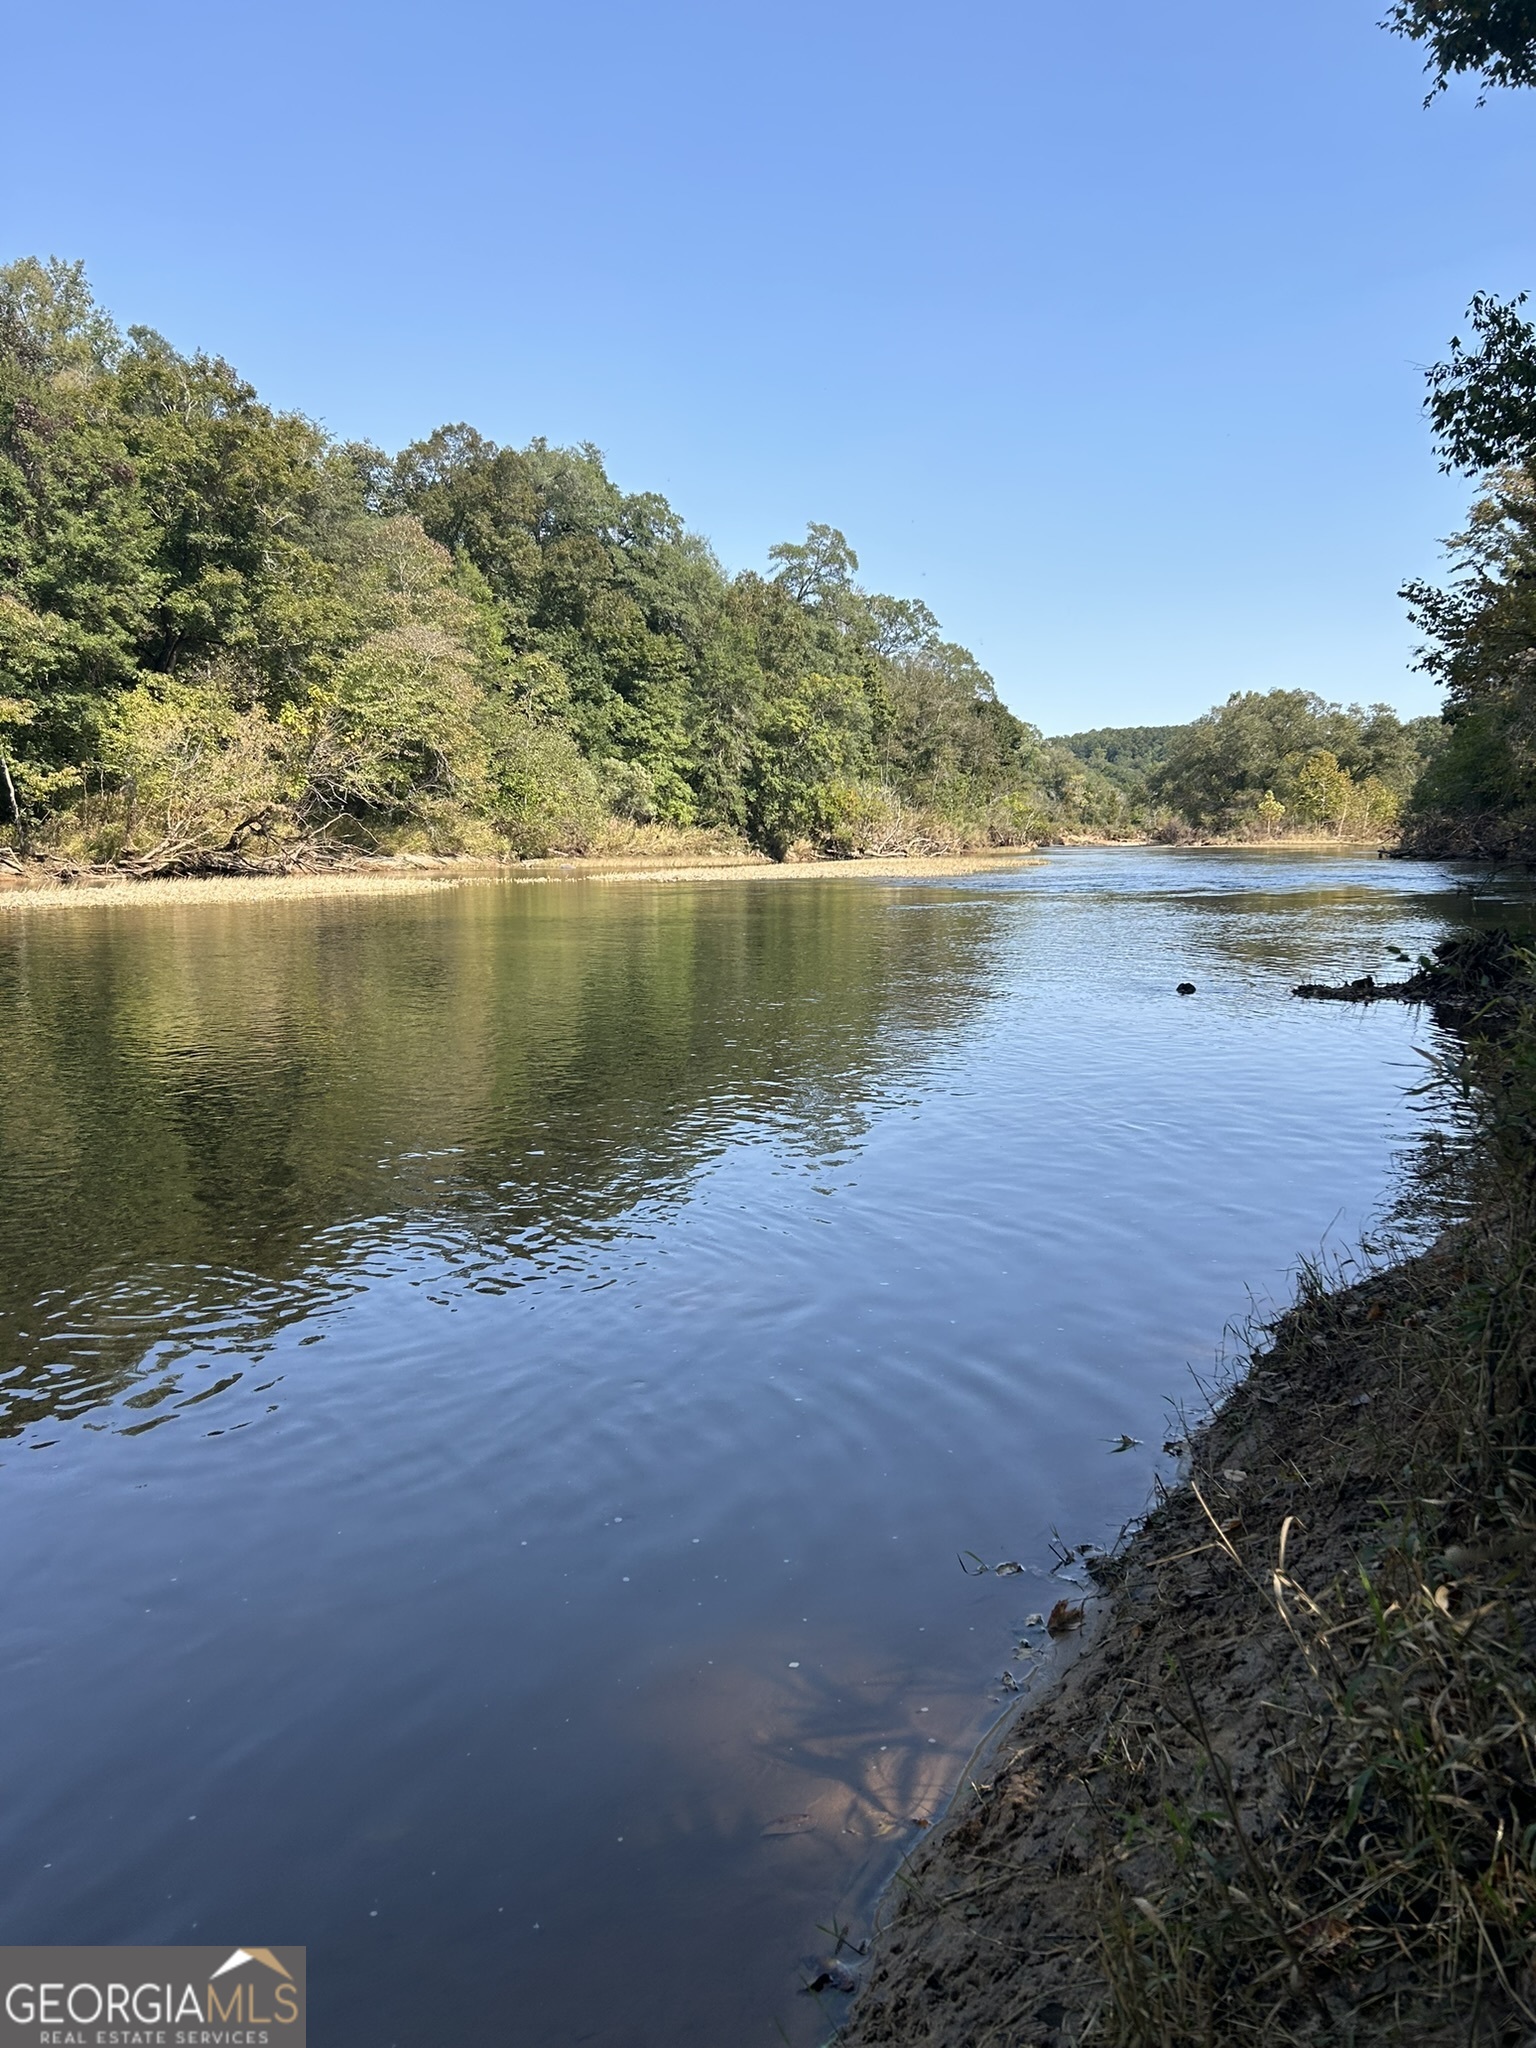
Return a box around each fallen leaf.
[993,1559,1024,1576]
[1220,1467,1248,1485]
[1296,1915,1354,1955]
[1108,1434,1141,1453]
[1023,1612,1045,1628]
[1047,1598,1085,1636]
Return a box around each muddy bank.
[841,1218,1532,2047]
[0,849,1047,914]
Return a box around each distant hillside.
[1050,724,1187,794]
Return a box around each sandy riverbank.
[0,849,1049,914]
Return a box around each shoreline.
[841,1244,1460,2045]
[0,836,1407,916]
[838,933,1536,2047]
[839,911,1536,2048]
[0,850,1050,914]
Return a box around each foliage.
[1398,298,1536,855]
[481,708,607,857]
[98,673,285,865]
[0,258,1112,867]
[1384,0,1536,97]
[0,257,1447,866]
[1053,724,1185,800]
[1147,690,1437,835]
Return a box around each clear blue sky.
[5,0,1533,731]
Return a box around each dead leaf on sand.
[1047,1598,1085,1636]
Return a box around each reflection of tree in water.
[617,1644,989,1930]
[0,883,999,1439]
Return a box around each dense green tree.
[1149,690,1440,833]
[1052,725,1184,800]
[1,259,1101,862]
[1395,298,1536,853]
[3,256,1440,865]
[1385,0,1536,97]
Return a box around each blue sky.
[5,0,1534,731]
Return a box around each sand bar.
[0,850,1048,915]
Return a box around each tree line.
[1055,693,1444,841]
[4,248,1508,869]
[0,258,1107,870]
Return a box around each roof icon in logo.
[209,1949,293,1982]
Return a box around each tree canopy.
[1146,691,1440,837]
[1389,294,1536,854]
[0,260,1445,865]
[0,258,1105,866]
[1385,0,1536,97]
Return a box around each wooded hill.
[2,254,1492,870]
[1055,694,1444,840]
[0,258,1105,870]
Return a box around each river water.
[0,849,1513,2045]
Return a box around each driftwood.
[1293,972,1416,1002]
[1295,930,1531,1018]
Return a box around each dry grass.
[1090,1008,1536,2047]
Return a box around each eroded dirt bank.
[842,1216,1535,2047]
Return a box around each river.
[0,848,1510,2044]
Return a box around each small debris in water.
[803,1961,858,1996]
[993,1559,1024,1576]
[1023,1612,1044,1628]
[761,1813,814,1837]
[1176,982,1197,995]
[1108,1434,1141,1453]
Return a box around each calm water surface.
[0,849,1516,2044]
